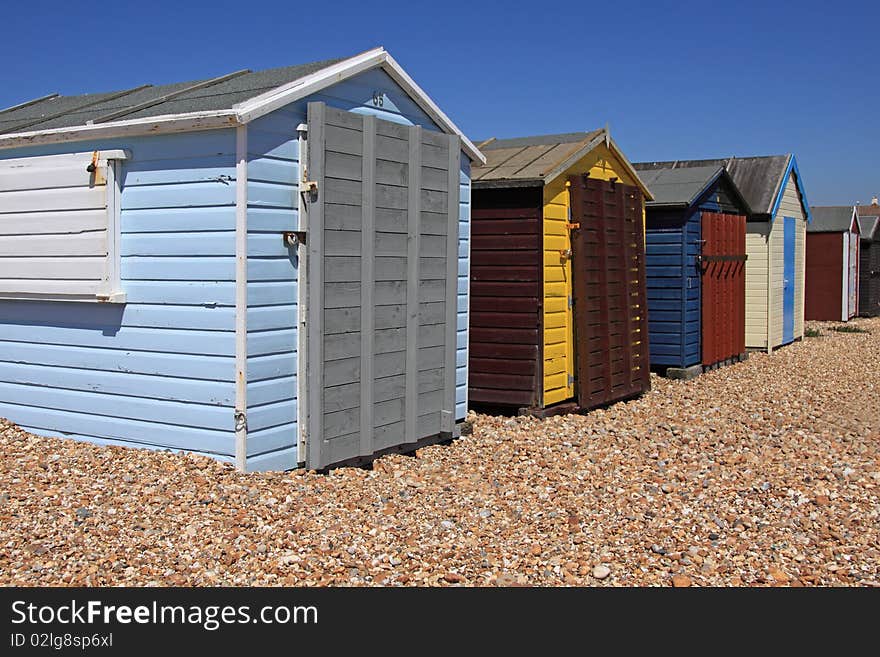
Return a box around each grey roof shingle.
[635,165,725,207]
[859,215,879,241]
[808,206,856,233]
[0,58,344,135]
[633,155,791,216]
[472,131,604,184]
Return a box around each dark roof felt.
[856,203,880,217]
[472,131,604,184]
[634,155,791,216]
[0,58,344,135]
[635,164,725,207]
[859,215,879,241]
[808,206,856,233]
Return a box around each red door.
[701,212,746,367]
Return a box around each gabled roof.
[0,47,485,163]
[633,154,811,221]
[634,164,750,212]
[472,130,652,198]
[808,206,858,233]
[859,215,879,242]
[857,203,880,217]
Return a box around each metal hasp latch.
[86,150,100,173]
[283,231,307,248]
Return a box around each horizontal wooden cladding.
[469,185,542,407]
[569,175,649,409]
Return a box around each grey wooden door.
[305,102,460,470]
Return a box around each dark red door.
[569,176,650,409]
[701,212,746,366]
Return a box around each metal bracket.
[283,231,307,248]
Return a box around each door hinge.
[568,374,575,385]
[300,180,318,194]
[568,295,573,309]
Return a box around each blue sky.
[1,0,876,205]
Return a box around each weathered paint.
[0,65,474,473]
[0,129,238,458]
[542,143,642,406]
[241,68,472,471]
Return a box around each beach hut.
[632,164,751,378]
[468,131,653,414]
[634,155,811,352]
[0,47,484,472]
[856,203,880,316]
[805,206,860,321]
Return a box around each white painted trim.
[0,112,238,151]
[296,123,309,467]
[379,53,485,164]
[0,149,130,165]
[842,233,849,322]
[104,159,123,301]
[0,292,126,303]
[0,48,486,165]
[234,125,248,472]
[235,48,386,124]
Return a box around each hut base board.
[660,352,749,379]
[663,364,703,380]
[311,422,466,473]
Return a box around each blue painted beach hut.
[0,47,484,472]
[635,156,812,354]
[633,164,751,377]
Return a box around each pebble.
[671,575,692,587]
[592,565,611,580]
[0,318,877,587]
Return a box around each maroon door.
[469,187,543,407]
[701,212,746,366]
[569,176,650,409]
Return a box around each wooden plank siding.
[644,210,695,368]
[701,212,746,366]
[469,187,542,407]
[0,129,240,462]
[0,152,118,299]
[305,103,459,470]
[0,65,475,472]
[569,176,650,409]
[244,110,300,470]
[859,240,880,317]
[805,232,844,321]
[744,221,770,349]
[541,143,643,406]
[745,172,808,352]
[775,173,807,341]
